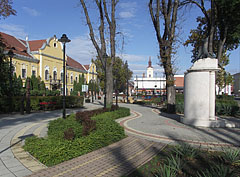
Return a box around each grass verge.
[23,107,130,167]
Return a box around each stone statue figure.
[191,37,213,63]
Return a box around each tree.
[184,14,234,94]
[72,74,85,96]
[0,0,16,96]
[0,0,16,19]
[94,56,132,94]
[182,0,240,61]
[149,0,179,113]
[79,0,119,107]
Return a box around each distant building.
[0,32,97,95]
[233,73,240,96]
[133,57,183,95]
[134,57,233,96]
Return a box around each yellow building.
[83,62,98,84]
[1,32,97,95]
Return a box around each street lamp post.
[136,75,138,99]
[8,49,14,113]
[58,34,71,119]
[125,61,129,103]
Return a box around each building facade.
[133,57,184,95]
[1,32,97,95]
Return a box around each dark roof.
[67,56,86,71]
[0,32,32,58]
[28,40,46,51]
[84,65,89,70]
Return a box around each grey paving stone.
[0,168,12,176]
[8,165,28,172]
[13,169,32,177]
[3,158,23,168]
[0,173,15,177]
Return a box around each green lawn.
[23,107,130,167]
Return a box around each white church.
[133,57,184,95]
[133,57,232,96]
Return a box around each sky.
[0,0,239,78]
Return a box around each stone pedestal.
[182,58,219,127]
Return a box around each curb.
[118,110,239,148]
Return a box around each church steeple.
[147,56,153,78]
[148,57,152,68]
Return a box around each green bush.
[23,107,130,166]
[215,99,239,116]
[0,96,84,113]
[173,94,239,116]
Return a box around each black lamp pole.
[126,61,129,103]
[58,34,71,119]
[8,49,14,113]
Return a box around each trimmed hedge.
[0,96,84,113]
[23,107,130,167]
[174,94,240,117]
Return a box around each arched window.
[61,72,63,82]
[21,64,26,78]
[71,75,73,84]
[53,71,57,81]
[45,69,49,80]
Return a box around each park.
[0,0,240,177]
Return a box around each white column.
[209,71,216,120]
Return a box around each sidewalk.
[26,137,165,177]
[118,103,240,149]
[0,103,103,177]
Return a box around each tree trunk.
[106,64,113,106]
[149,0,178,113]
[208,0,215,55]
[217,26,228,62]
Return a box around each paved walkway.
[27,137,165,177]
[0,103,102,177]
[1,102,240,177]
[117,103,240,149]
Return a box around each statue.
[191,37,213,63]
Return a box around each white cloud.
[119,53,164,77]
[22,7,40,16]
[0,23,27,39]
[119,11,134,18]
[67,35,96,65]
[119,2,137,19]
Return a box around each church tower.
[147,57,153,78]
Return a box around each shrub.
[197,164,236,177]
[82,118,96,136]
[63,128,75,141]
[155,164,177,177]
[111,104,119,111]
[172,144,199,160]
[221,148,240,166]
[23,107,130,166]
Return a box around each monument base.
[183,58,219,127]
[181,117,238,128]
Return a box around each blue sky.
[0,0,239,77]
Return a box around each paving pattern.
[118,103,240,149]
[26,137,165,177]
[1,101,240,177]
